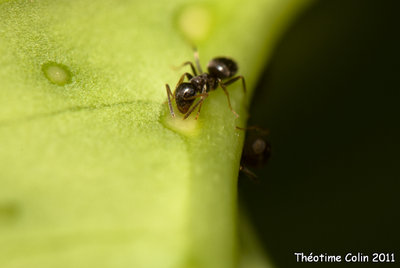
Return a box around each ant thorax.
[190,73,218,92]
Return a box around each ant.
[237,126,271,179]
[166,49,246,120]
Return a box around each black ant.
[166,50,246,120]
[237,126,271,179]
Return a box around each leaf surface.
[0,0,312,267]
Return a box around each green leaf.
[0,0,312,267]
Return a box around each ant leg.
[183,97,204,120]
[236,126,269,135]
[183,85,208,120]
[166,84,175,117]
[194,97,207,120]
[193,47,203,74]
[173,48,203,75]
[219,82,239,118]
[240,165,258,180]
[173,61,198,76]
[183,62,197,76]
[223,75,246,93]
[182,93,209,120]
[194,84,208,119]
[183,92,208,101]
[175,72,193,91]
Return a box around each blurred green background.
[240,0,400,267]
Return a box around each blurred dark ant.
[237,126,272,180]
[166,49,246,120]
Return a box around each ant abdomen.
[175,83,196,114]
[207,57,238,79]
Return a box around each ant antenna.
[192,46,203,74]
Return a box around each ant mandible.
[166,49,246,120]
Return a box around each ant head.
[207,57,238,79]
[175,83,196,114]
[242,134,271,167]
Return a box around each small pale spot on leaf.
[176,5,213,43]
[42,61,72,86]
